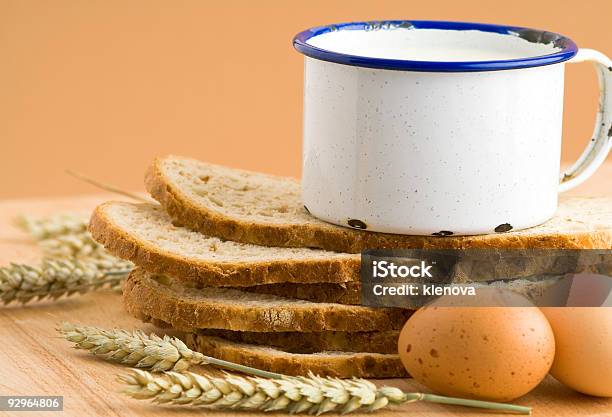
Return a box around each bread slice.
[90,201,610,289]
[90,201,359,287]
[123,269,412,333]
[187,275,566,307]
[145,155,612,253]
[206,281,360,305]
[197,329,399,354]
[184,333,407,378]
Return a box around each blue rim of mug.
[293,20,578,72]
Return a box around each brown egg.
[398,303,555,401]
[541,307,612,397]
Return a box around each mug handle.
[559,48,612,192]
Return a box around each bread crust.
[123,269,413,333]
[185,334,408,378]
[89,202,360,287]
[146,155,612,253]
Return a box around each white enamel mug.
[293,20,612,236]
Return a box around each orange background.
[1,0,611,199]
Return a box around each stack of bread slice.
[89,155,612,378]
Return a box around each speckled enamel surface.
[301,57,566,235]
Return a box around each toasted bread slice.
[183,275,567,307]
[197,329,399,354]
[145,155,612,253]
[90,201,610,289]
[90,201,359,287]
[184,333,407,378]
[202,281,361,305]
[123,269,412,333]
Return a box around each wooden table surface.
[1,165,611,417]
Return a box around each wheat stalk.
[61,324,530,415]
[119,369,532,415]
[58,323,280,377]
[15,213,105,258]
[38,232,104,258]
[6,213,134,304]
[65,170,152,203]
[0,257,132,304]
[16,213,89,240]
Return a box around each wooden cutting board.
[1,189,611,417]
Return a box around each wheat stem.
[406,393,532,414]
[65,170,152,203]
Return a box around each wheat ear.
[15,213,89,240]
[58,323,281,378]
[0,257,132,304]
[15,214,104,258]
[119,369,532,415]
[38,232,104,258]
